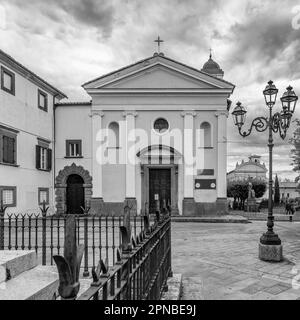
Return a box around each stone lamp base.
[259,243,283,262]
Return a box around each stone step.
[0,250,37,283]
[0,265,58,300]
[230,211,300,221]
[171,215,250,223]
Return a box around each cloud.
[3,0,116,37]
[0,0,299,180]
[58,0,115,37]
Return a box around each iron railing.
[54,209,172,300]
[0,201,147,274]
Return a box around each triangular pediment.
[101,64,216,89]
[83,54,235,92]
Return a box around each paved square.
[171,221,300,300]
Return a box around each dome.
[201,52,224,78]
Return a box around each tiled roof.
[55,101,92,107]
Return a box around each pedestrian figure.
[291,200,295,215]
[285,200,292,215]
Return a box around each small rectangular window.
[0,186,16,207]
[38,188,49,205]
[3,72,12,89]
[1,66,15,95]
[40,147,47,170]
[66,140,82,158]
[38,89,48,112]
[36,145,52,171]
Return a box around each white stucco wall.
[0,62,56,214]
[91,94,227,212]
[55,105,92,177]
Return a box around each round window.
[153,118,169,134]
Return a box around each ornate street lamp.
[232,81,298,262]
[232,102,247,128]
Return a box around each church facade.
[227,155,268,182]
[0,48,235,216]
[55,52,235,216]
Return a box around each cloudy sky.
[0,0,300,180]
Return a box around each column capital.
[181,111,197,118]
[123,111,138,118]
[215,111,229,118]
[90,111,104,118]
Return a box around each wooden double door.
[149,168,171,213]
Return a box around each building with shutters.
[0,49,66,213]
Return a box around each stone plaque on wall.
[197,169,215,176]
[195,179,216,190]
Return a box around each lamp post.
[232,81,298,262]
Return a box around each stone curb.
[171,216,250,224]
[161,274,183,300]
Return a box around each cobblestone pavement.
[171,221,300,300]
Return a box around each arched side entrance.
[55,163,92,215]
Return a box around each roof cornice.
[0,49,67,100]
[85,88,234,95]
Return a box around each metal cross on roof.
[154,36,164,53]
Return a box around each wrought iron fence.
[0,201,148,274]
[53,208,172,300]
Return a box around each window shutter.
[8,137,15,164]
[66,141,70,157]
[79,141,82,156]
[47,148,52,171]
[45,95,48,112]
[12,137,15,163]
[36,145,41,169]
[2,136,8,162]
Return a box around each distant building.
[280,180,299,200]
[227,155,267,182]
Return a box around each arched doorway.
[55,163,92,215]
[66,174,84,214]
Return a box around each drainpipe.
[53,94,59,214]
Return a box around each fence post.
[40,201,49,265]
[0,200,7,250]
[168,213,173,277]
[119,203,133,299]
[123,203,132,246]
[53,215,84,300]
[81,200,91,277]
[91,259,110,300]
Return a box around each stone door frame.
[55,163,93,215]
